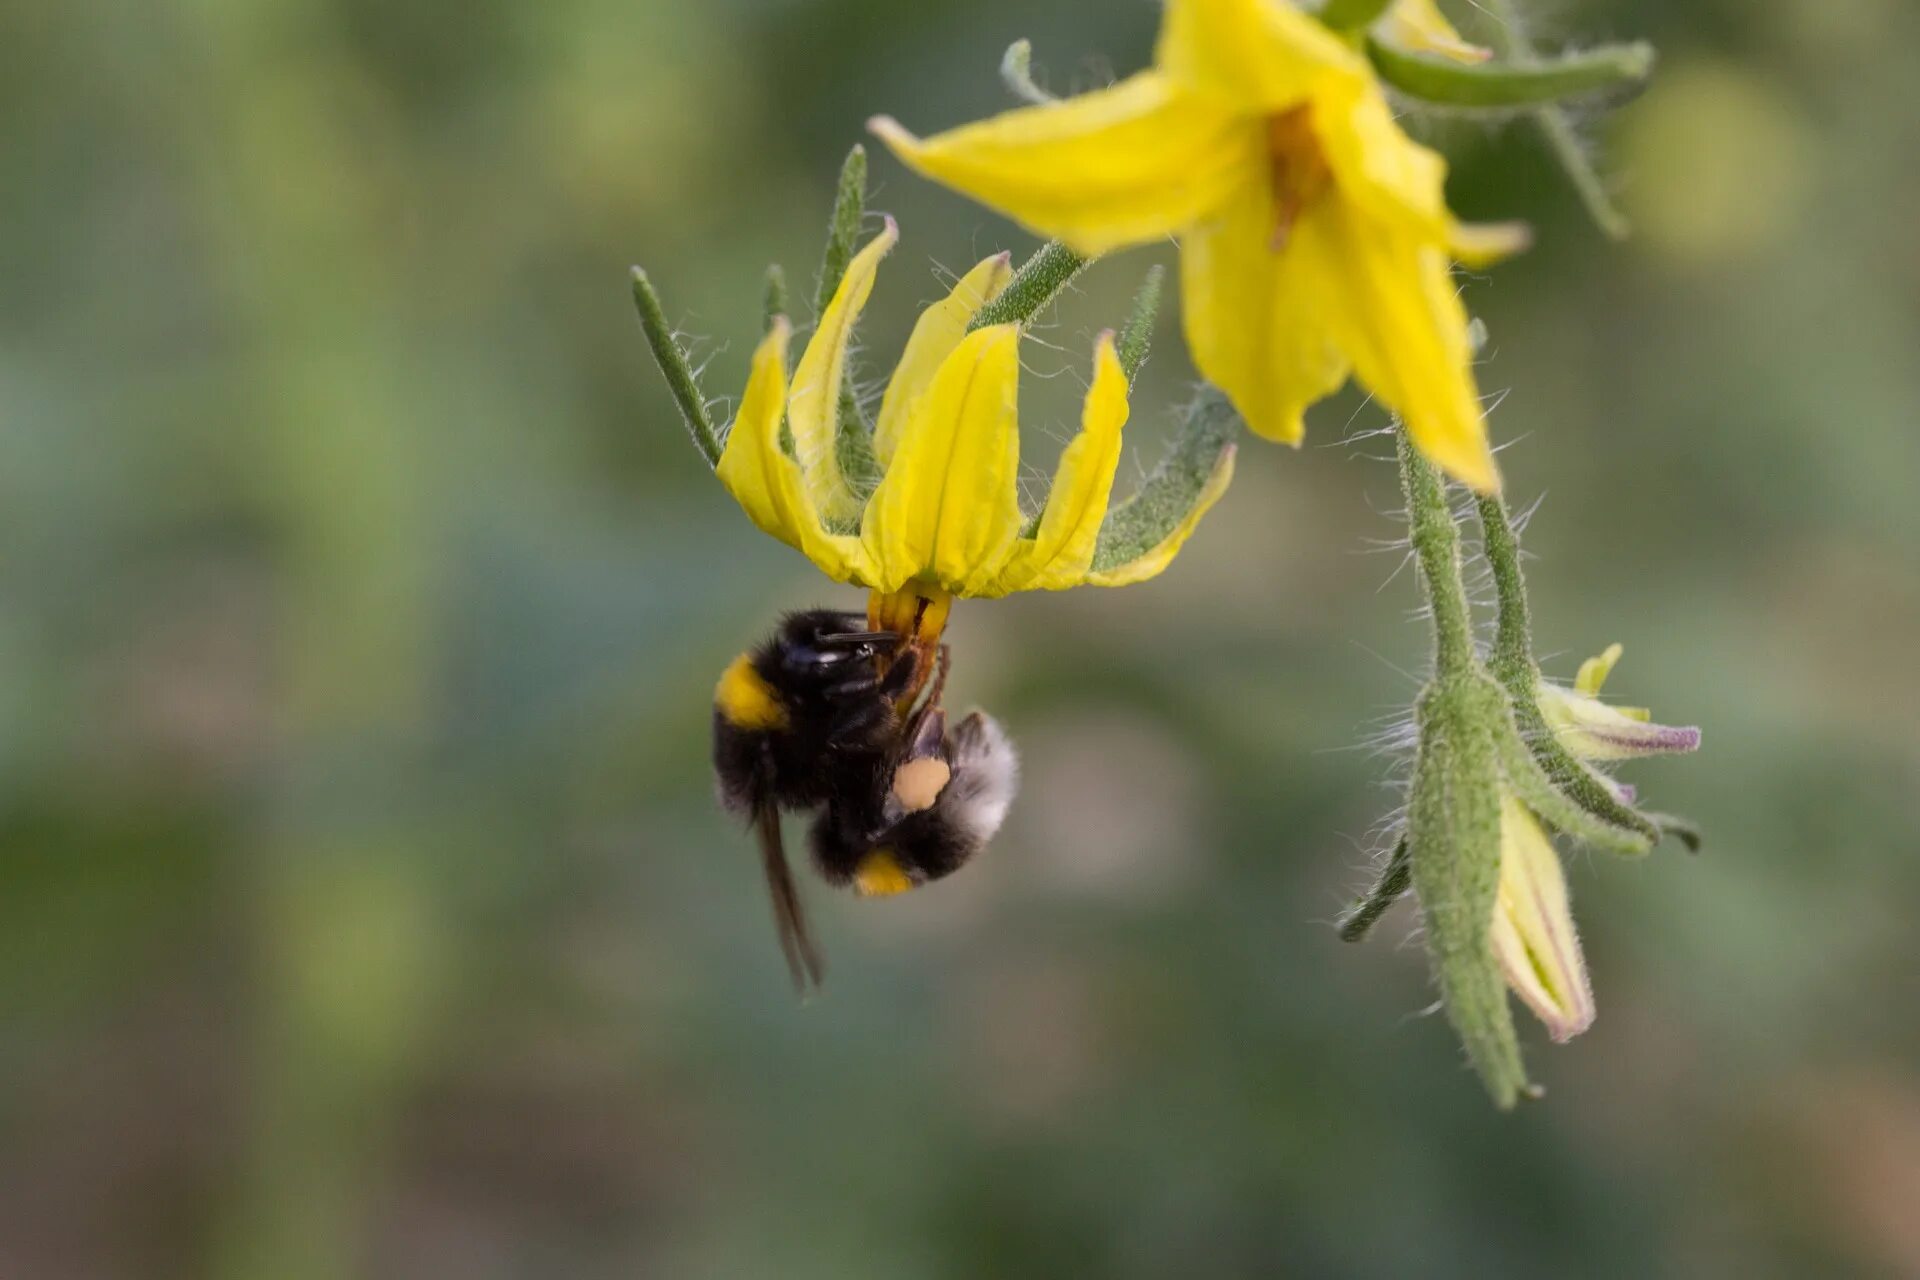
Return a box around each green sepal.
[999,38,1053,105]
[1117,265,1164,383]
[630,267,722,469]
[1473,0,1635,239]
[762,264,788,334]
[967,241,1091,333]
[1367,36,1655,109]
[1475,493,1663,847]
[813,145,868,319]
[1646,811,1704,853]
[1495,720,1653,858]
[1409,673,1531,1110]
[1338,836,1410,943]
[1318,0,1394,33]
[1089,387,1239,575]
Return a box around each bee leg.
[826,698,889,739]
[875,646,921,700]
[822,672,882,699]
[818,629,904,649]
[921,644,952,711]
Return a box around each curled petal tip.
[867,114,915,149]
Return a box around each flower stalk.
[1391,420,1692,1104]
[1475,493,1660,844]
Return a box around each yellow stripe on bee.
[853,850,914,897]
[714,654,788,730]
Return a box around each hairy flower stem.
[1475,494,1659,844]
[1398,427,1528,1106]
[1398,428,1475,678]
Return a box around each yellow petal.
[1316,76,1453,238]
[1179,175,1349,446]
[873,252,1014,467]
[1574,642,1624,696]
[715,319,861,578]
[1155,0,1365,111]
[1490,798,1594,1043]
[869,74,1258,256]
[788,219,898,528]
[1292,192,1500,492]
[1378,0,1491,65]
[1085,443,1236,588]
[1448,217,1534,269]
[992,333,1131,594]
[1314,79,1531,272]
[859,325,1025,596]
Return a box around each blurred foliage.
[2,0,1918,1276]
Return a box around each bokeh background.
[5,0,1918,1275]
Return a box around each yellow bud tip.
[853,851,914,897]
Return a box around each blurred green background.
[4,0,1918,1276]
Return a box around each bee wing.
[754,800,825,995]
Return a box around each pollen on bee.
[891,756,952,813]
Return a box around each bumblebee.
[712,608,1019,992]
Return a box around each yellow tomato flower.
[1491,795,1595,1043]
[1539,643,1704,763]
[715,219,1235,625]
[869,0,1528,493]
